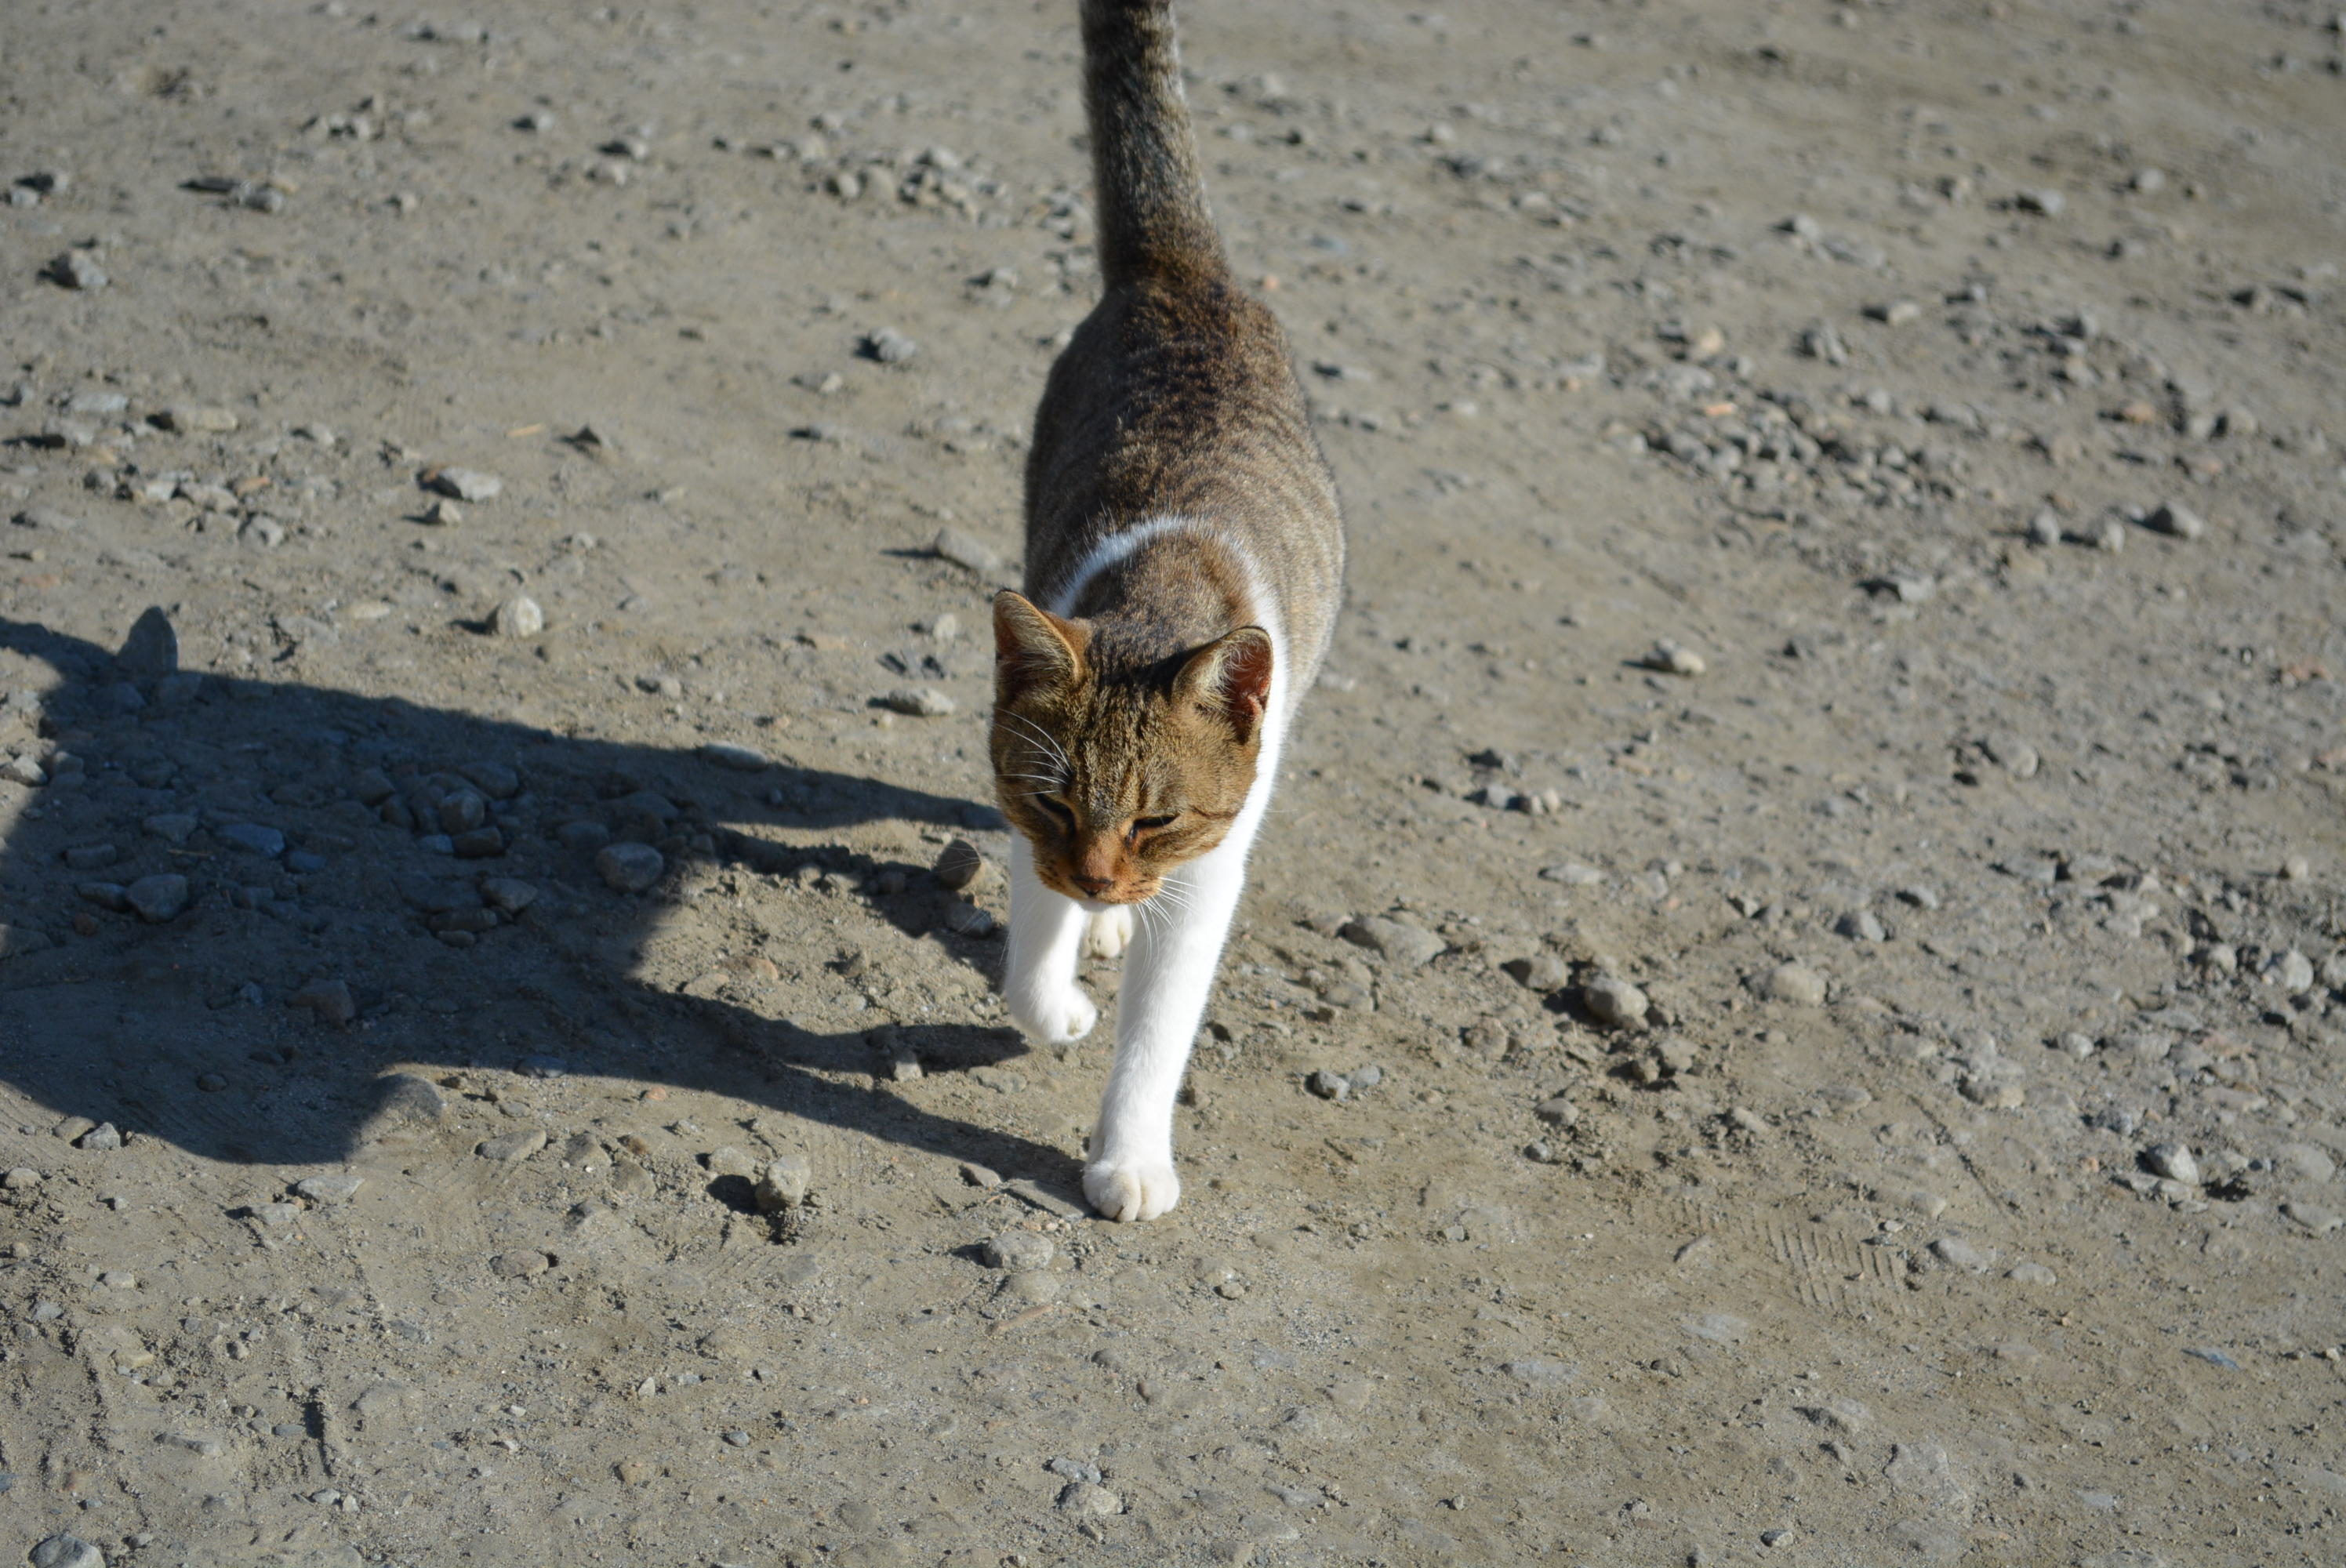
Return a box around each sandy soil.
[3,0,2345,1564]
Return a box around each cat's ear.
[1174,626,1274,743]
[993,590,1090,701]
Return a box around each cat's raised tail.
[1080,0,1225,288]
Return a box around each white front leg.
[1003,836,1097,1044]
[1084,829,1255,1222]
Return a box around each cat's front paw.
[1083,1157,1181,1222]
[1008,985,1097,1045]
[1083,906,1134,960]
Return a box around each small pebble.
[220,822,286,857]
[1762,962,1826,1007]
[932,526,1009,575]
[596,843,666,893]
[492,597,544,637]
[982,1231,1056,1271]
[1307,1069,1350,1101]
[2143,1141,2200,1185]
[882,686,957,717]
[478,1129,548,1163]
[75,1121,122,1152]
[701,742,770,771]
[1641,640,1705,677]
[295,1174,363,1205]
[1056,1480,1121,1515]
[29,1535,104,1568]
[1929,1235,1994,1272]
[1502,952,1570,992]
[2016,187,2066,216]
[934,838,995,891]
[1837,909,1887,942]
[125,873,190,923]
[1582,975,1649,1027]
[429,468,503,503]
[2148,500,2206,540]
[862,327,919,364]
[489,1250,551,1280]
[47,252,108,290]
[754,1154,812,1212]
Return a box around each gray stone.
[430,468,503,502]
[478,1129,548,1163]
[2275,950,2316,993]
[295,1174,364,1205]
[480,877,539,915]
[491,596,543,637]
[2006,1261,2057,1287]
[490,1250,551,1279]
[1540,861,1607,885]
[1761,962,1826,1007]
[596,842,665,893]
[700,742,770,771]
[2015,187,2066,216]
[703,1145,758,1178]
[754,1154,812,1212]
[932,526,1010,575]
[1837,909,1887,942]
[220,822,286,857]
[1307,1069,1350,1101]
[158,404,239,434]
[125,873,190,922]
[2148,500,2206,540]
[1501,953,1569,992]
[1929,1235,1994,1272]
[862,327,919,364]
[49,250,108,289]
[1056,1480,1121,1515]
[75,1121,123,1151]
[982,1231,1056,1271]
[934,838,995,891]
[881,686,957,717]
[29,1534,105,1568]
[1582,975,1648,1027]
[2143,1141,2199,1185]
[1340,916,1446,967]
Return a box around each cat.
[990,0,1344,1221]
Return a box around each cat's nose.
[1072,872,1113,897]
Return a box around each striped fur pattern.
[990,0,1345,1222]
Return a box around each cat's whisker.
[994,711,1071,770]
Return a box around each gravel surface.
[2,1,2344,1565]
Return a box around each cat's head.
[990,590,1272,906]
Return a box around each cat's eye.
[1035,797,1075,828]
[1131,813,1178,833]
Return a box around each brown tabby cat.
[990,0,1344,1221]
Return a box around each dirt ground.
[2,0,2344,1563]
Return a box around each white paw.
[1008,985,1097,1045]
[1083,1156,1182,1222]
[1083,906,1135,960]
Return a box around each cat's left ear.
[1174,626,1274,743]
[994,590,1091,702]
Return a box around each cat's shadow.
[0,612,1088,1203]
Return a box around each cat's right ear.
[993,591,1090,701]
